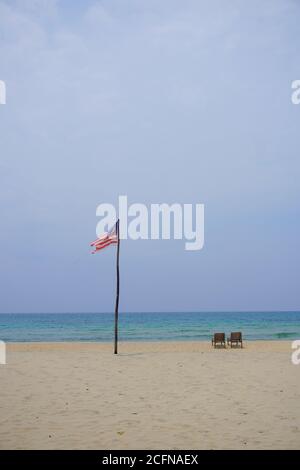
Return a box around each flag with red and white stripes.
[90,222,118,254]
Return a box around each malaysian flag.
[90,222,118,254]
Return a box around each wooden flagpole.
[114,219,120,354]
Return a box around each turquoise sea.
[0,312,300,342]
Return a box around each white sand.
[0,341,299,449]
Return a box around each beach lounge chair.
[227,332,243,348]
[211,332,226,348]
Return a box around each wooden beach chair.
[211,332,226,348]
[227,332,243,348]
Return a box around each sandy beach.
[0,341,299,450]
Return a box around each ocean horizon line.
[1,310,300,315]
[1,311,300,342]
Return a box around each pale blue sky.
[0,0,299,313]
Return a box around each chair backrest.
[230,332,242,341]
[214,332,225,342]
